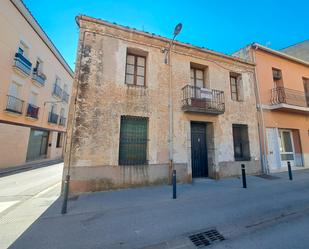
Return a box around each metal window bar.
[6,95,24,114]
[119,116,148,165]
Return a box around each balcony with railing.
[62,91,69,103]
[182,85,225,114]
[59,116,66,126]
[48,112,59,124]
[32,68,46,86]
[26,103,39,119]
[52,83,62,98]
[12,52,32,76]
[270,87,309,113]
[5,95,24,114]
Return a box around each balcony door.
[278,129,295,167]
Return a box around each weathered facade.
[65,15,261,193]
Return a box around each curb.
[0,159,63,177]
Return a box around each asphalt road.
[1,165,309,249]
[0,163,63,249]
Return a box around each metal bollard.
[287,161,293,181]
[172,170,177,199]
[61,174,70,214]
[241,164,247,188]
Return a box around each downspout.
[251,46,269,174]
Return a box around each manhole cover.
[189,229,224,248]
[256,174,281,180]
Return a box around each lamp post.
[164,23,182,183]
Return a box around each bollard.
[241,164,247,188]
[172,169,177,199]
[287,161,293,181]
[61,174,70,214]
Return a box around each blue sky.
[24,0,309,71]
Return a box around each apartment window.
[125,54,146,86]
[18,41,29,57]
[272,68,283,88]
[190,67,204,88]
[303,78,309,107]
[232,124,250,161]
[119,116,148,165]
[56,132,63,148]
[230,73,242,101]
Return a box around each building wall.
[0,123,30,168]
[254,49,309,168]
[0,0,73,168]
[64,17,261,193]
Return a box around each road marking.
[34,182,61,198]
[0,201,19,213]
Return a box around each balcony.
[59,116,66,126]
[270,87,309,114]
[12,52,32,76]
[182,85,225,114]
[48,112,59,124]
[26,103,39,119]
[5,95,24,114]
[52,83,62,98]
[62,91,69,103]
[32,69,46,86]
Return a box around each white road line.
[34,182,61,198]
[0,201,19,214]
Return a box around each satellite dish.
[173,23,182,36]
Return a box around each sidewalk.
[9,169,309,249]
[0,159,63,177]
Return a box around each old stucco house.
[64,15,261,193]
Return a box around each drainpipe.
[251,45,270,174]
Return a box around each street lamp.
[164,23,182,64]
[164,23,182,184]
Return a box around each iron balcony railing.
[32,68,46,86]
[13,52,32,76]
[48,112,59,124]
[5,95,24,114]
[62,91,69,103]
[26,103,39,119]
[52,83,62,98]
[182,85,225,114]
[271,87,309,107]
[59,116,66,126]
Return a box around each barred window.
[119,116,148,165]
[232,124,250,161]
[125,54,146,86]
